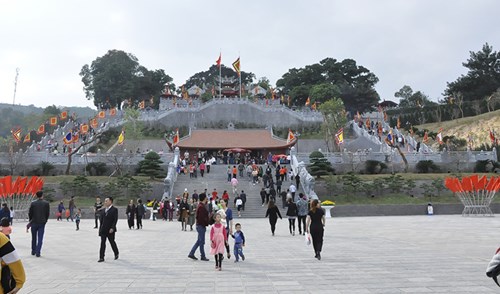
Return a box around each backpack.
[486,247,500,287]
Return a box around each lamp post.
[295,132,301,153]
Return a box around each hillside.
[416,109,500,148]
[0,103,96,118]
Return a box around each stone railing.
[290,146,318,200]
[162,147,180,200]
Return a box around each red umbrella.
[224,148,251,153]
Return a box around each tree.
[137,151,164,179]
[184,64,255,94]
[277,57,379,112]
[319,98,348,152]
[394,85,432,108]
[310,83,341,105]
[80,49,173,109]
[307,150,334,178]
[65,133,103,175]
[445,43,500,104]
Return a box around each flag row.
[0,176,44,198]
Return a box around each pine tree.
[308,150,334,178]
[137,151,164,179]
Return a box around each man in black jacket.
[98,197,119,262]
[28,191,50,257]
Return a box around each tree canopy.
[184,64,255,91]
[277,57,380,112]
[445,43,500,102]
[394,85,433,108]
[80,50,173,109]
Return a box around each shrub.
[40,161,55,176]
[137,151,164,179]
[307,151,334,178]
[384,174,405,193]
[365,160,388,174]
[416,160,439,173]
[474,160,500,173]
[341,172,362,195]
[85,162,108,176]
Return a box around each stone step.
[171,164,298,218]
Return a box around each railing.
[290,146,318,200]
[295,149,497,165]
[162,147,180,201]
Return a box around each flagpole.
[239,54,242,98]
[219,52,222,99]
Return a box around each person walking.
[67,196,76,222]
[289,184,296,201]
[286,198,298,236]
[75,209,82,231]
[56,201,65,221]
[125,200,135,230]
[296,193,308,235]
[188,199,196,231]
[240,190,247,211]
[98,197,119,263]
[260,188,266,206]
[199,161,206,177]
[265,200,282,236]
[219,199,233,259]
[179,196,190,231]
[136,199,145,229]
[188,193,210,261]
[231,177,239,197]
[306,199,326,260]
[210,213,228,271]
[28,191,50,257]
[93,197,103,229]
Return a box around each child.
[75,209,82,231]
[210,213,228,271]
[0,218,12,239]
[232,223,246,262]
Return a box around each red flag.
[423,131,429,143]
[490,129,496,143]
[216,53,221,68]
[37,124,45,135]
[287,129,295,144]
[305,97,310,106]
[232,57,240,76]
[80,124,89,134]
[90,118,98,129]
[11,128,22,143]
[50,116,58,126]
[173,129,180,146]
[110,108,117,116]
[98,111,106,118]
[60,111,68,120]
[138,101,145,109]
[23,132,31,143]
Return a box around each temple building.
[175,127,296,156]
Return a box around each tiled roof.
[177,129,295,149]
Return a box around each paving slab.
[10,215,500,293]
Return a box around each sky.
[0,0,499,109]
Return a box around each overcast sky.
[1,0,499,109]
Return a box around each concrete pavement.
[12,214,500,293]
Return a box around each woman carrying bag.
[306,199,325,260]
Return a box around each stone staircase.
[171,164,297,218]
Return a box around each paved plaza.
[12,214,500,293]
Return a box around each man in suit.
[28,190,50,257]
[98,197,119,262]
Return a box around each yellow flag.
[117,131,125,145]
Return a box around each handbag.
[305,233,311,246]
[486,247,500,287]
